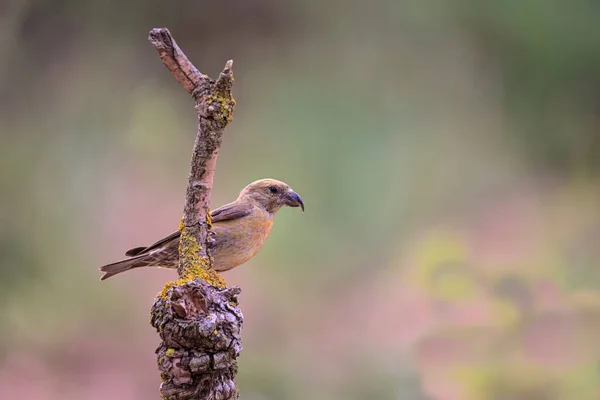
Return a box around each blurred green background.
[1,0,600,399]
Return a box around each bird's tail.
[99,256,145,280]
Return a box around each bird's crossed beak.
[285,191,304,212]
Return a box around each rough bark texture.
[151,282,243,400]
[147,28,241,400]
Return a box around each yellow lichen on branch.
[159,281,176,300]
[165,348,176,357]
[204,93,236,125]
[179,223,226,288]
[206,211,212,229]
[156,217,225,302]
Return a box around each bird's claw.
[207,230,216,246]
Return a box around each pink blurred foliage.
[2,169,599,398]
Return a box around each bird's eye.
[268,185,279,194]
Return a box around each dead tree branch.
[147,28,242,400]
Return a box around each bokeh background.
[2,1,600,399]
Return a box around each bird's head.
[239,179,304,214]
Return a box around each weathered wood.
[147,28,241,400]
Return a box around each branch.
[148,28,208,95]
[147,28,241,400]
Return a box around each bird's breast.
[211,209,274,271]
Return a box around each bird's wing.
[124,201,254,257]
[210,200,254,223]
[125,230,180,256]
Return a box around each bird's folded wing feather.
[124,201,254,257]
[210,201,254,223]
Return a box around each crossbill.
[99,179,304,280]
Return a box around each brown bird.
[99,179,304,280]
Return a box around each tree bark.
[147,28,241,400]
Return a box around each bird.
[99,179,304,280]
